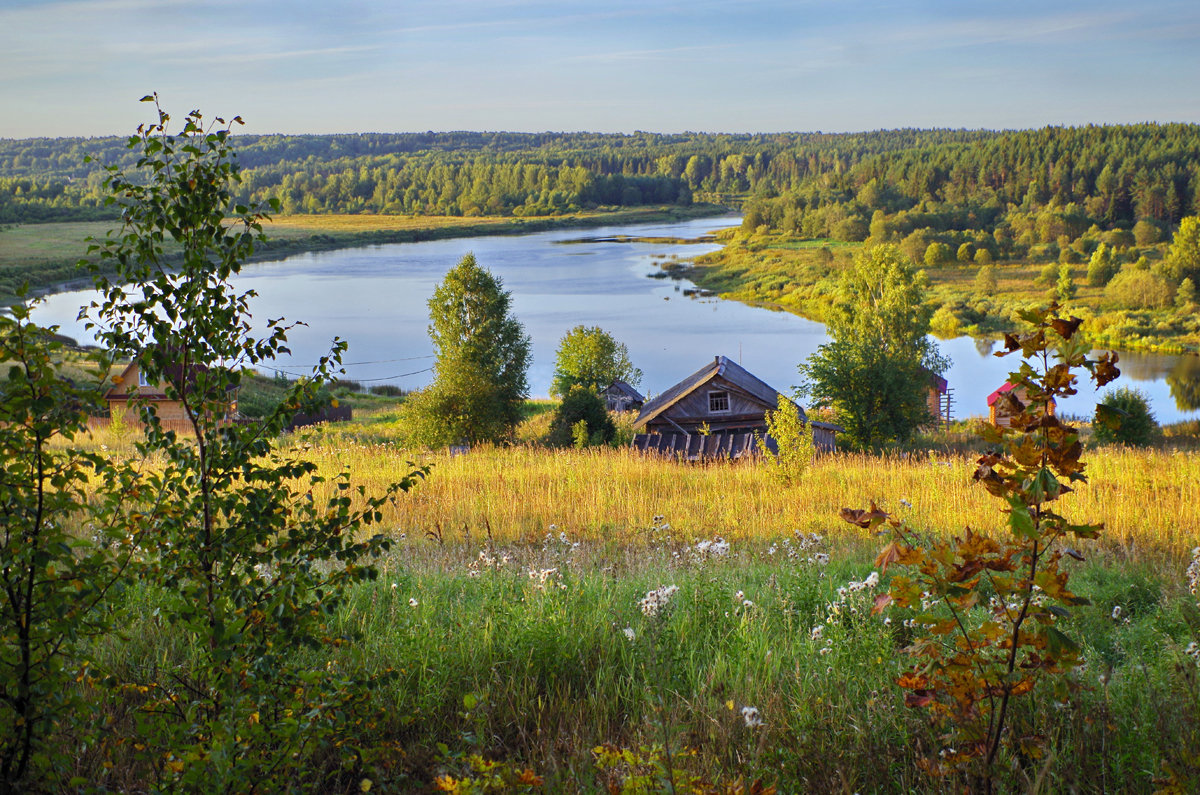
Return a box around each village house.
[630,355,840,458]
[987,381,1055,427]
[104,358,237,432]
[601,380,644,413]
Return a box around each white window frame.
[707,390,730,414]
[137,369,150,387]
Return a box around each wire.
[267,365,434,383]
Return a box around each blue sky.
[2,0,1198,137]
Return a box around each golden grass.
[287,435,1200,557]
[70,408,1200,557]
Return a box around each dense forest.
[4,126,1199,239]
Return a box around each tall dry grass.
[70,415,1200,556]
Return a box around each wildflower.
[741,706,763,728]
[899,498,912,509]
[811,624,824,640]
[360,779,372,793]
[735,590,745,602]
[1111,605,1122,620]
[391,583,398,590]
[408,597,418,608]
[639,584,679,617]
[819,645,832,656]
[864,571,880,588]
[767,544,777,556]
[623,627,636,642]
[742,599,754,608]
[812,553,830,566]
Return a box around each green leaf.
[1044,626,1079,657]
[1007,498,1037,541]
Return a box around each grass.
[51,401,1200,791]
[87,526,1200,792]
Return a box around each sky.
[1,0,1199,138]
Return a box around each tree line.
[4,126,1199,228]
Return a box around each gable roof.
[634,355,801,429]
[603,380,644,402]
[986,381,1016,407]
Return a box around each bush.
[547,386,615,447]
[1104,268,1174,309]
[1093,387,1158,446]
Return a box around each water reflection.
[1168,356,1200,412]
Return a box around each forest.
[3,125,1199,236]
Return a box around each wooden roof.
[603,380,644,402]
[633,355,802,430]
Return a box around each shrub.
[1104,268,1174,309]
[547,386,615,447]
[1093,386,1158,446]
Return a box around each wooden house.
[631,355,840,457]
[601,380,644,413]
[987,381,1055,428]
[105,359,237,432]
[924,368,952,428]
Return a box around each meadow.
[69,409,1200,792]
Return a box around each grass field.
[69,408,1200,792]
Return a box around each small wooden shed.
[601,380,644,413]
[631,355,840,456]
[987,381,1055,428]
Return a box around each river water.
[30,215,1200,424]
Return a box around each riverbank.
[676,228,1200,356]
[0,204,730,304]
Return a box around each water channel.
[30,215,1200,424]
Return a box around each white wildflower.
[408,597,418,608]
[899,498,912,509]
[742,599,754,608]
[811,624,824,641]
[813,552,830,566]
[864,571,880,588]
[390,582,398,590]
[735,590,745,602]
[639,584,679,617]
[1111,605,1122,620]
[741,706,763,728]
[623,627,636,642]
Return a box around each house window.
[137,369,150,387]
[708,390,730,414]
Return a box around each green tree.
[759,393,816,483]
[547,385,616,447]
[1093,386,1158,446]
[956,242,974,263]
[798,244,948,449]
[1165,215,1200,284]
[550,325,642,398]
[1086,242,1117,286]
[974,263,997,295]
[82,98,423,789]
[1056,263,1075,301]
[406,253,531,445]
[923,241,951,268]
[0,297,142,791]
[1177,276,1197,310]
[1035,261,1060,287]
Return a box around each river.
[29,215,1200,424]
